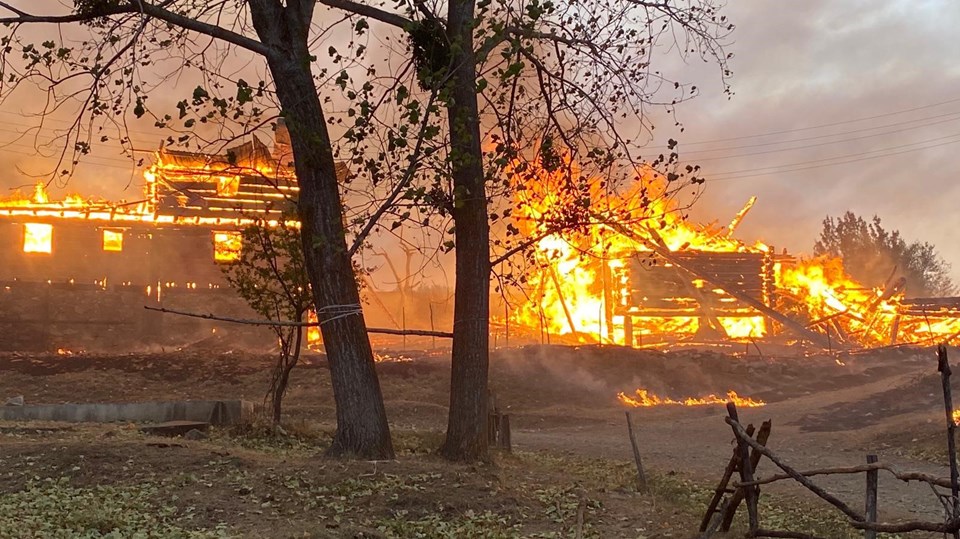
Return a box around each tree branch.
[0,1,276,59]
[144,305,453,338]
[348,89,440,257]
[315,0,412,29]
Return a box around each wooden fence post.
[726,402,759,532]
[720,420,772,531]
[864,454,878,539]
[625,411,648,493]
[700,423,756,533]
[938,344,960,539]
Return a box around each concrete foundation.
[0,399,252,425]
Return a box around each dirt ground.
[1,341,958,537]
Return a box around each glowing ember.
[617,388,766,408]
[374,352,412,363]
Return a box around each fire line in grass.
[617,388,766,408]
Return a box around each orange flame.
[506,159,767,343]
[617,388,766,408]
[504,157,960,348]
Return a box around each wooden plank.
[699,423,756,532]
[938,345,960,539]
[865,454,878,539]
[625,412,648,493]
[720,420,772,530]
[726,403,759,532]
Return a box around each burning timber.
[507,161,960,350]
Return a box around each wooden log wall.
[618,251,770,316]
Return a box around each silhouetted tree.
[223,216,310,425]
[814,211,955,297]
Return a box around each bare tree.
[223,216,311,425]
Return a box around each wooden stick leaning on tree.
[144,305,453,338]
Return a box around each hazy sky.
[652,0,960,282]
[1,0,958,283]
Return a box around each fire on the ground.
[617,388,766,408]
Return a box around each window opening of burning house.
[215,175,240,197]
[214,231,242,263]
[22,223,52,254]
[101,228,124,252]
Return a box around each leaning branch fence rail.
[701,344,960,538]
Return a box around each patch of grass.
[372,509,523,538]
[392,429,446,455]
[0,477,231,538]
[206,420,330,454]
[514,451,638,491]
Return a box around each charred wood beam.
[645,227,727,338]
[725,196,757,237]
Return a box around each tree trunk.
[272,326,302,425]
[249,0,393,459]
[440,0,491,461]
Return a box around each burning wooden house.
[505,161,960,349]
[0,124,349,350]
[611,250,777,346]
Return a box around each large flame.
[507,159,767,343]
[617,388,766,408]
[504,157,960,348]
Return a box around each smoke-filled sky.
[652,0,960,282]
[1,0,958,282]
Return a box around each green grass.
[0,477,231,539]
